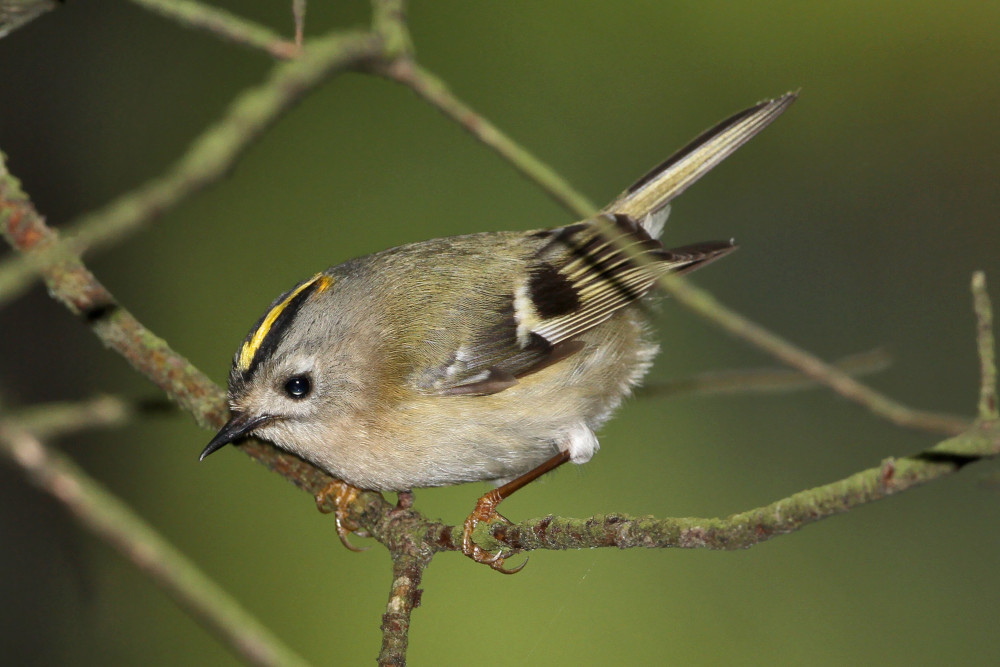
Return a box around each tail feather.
[606,92,797,226]
[663,239,739,275]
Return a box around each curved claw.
[335,514,370,553]
[315,479,369,553]
[484,549,528,574]
[461,489,526,574]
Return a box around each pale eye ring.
[284,375,311,399]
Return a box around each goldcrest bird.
[201,93,796,572]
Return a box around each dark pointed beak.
[200,412,273,461]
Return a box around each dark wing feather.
[528,214,736,346]
[413,299,557,396]
[418,216,734,396]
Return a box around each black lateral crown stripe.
[239,279,325,380]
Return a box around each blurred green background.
[1,1,999,665]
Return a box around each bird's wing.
[417,216,733,396]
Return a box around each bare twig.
[4,394,176,439]
[377,59,597,218]
[67,30,379,254]
[127,0,299,59]
[639,348,891,398]
[0,0,60,39]
[7,395,134,439]
[0,153,229,427]
[371,0,411,59]
[292,0,306,49]
[325,402,1000,560]
[0,425,311,667]
[972,271,998,421]
[657,273,972,435]
[378,552,431,667]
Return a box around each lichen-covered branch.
[371,0,412,59]
[0,152,226,426]
[0,0,60,39]
[6,139,1000,662]
[575,216,971,436]
[378,552,431,667]
[469,420,1000,555]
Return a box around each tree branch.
[0,0,60,39]
[571,215,972,436]
[371,0,412,59]
[8,394,135,438]
[378,552,431,667]
[292,0,307,49]
[0,148,348,501]
[127,0,299,59]
[657,273,971,435]
[377,59,597,218]
[0,423,311,667]
[973,271,998,421]
[638,348,891,398]
[470,421,1000,554]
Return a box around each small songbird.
[201,93,795,572]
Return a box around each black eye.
[284,375,311,399]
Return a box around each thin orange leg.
[462,450,571,574]
[315,480,370,552]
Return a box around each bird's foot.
[315,479,369,552]
[461,489,526,574]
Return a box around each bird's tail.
[604,92,797,238]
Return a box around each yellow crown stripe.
[236,273,334,372]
